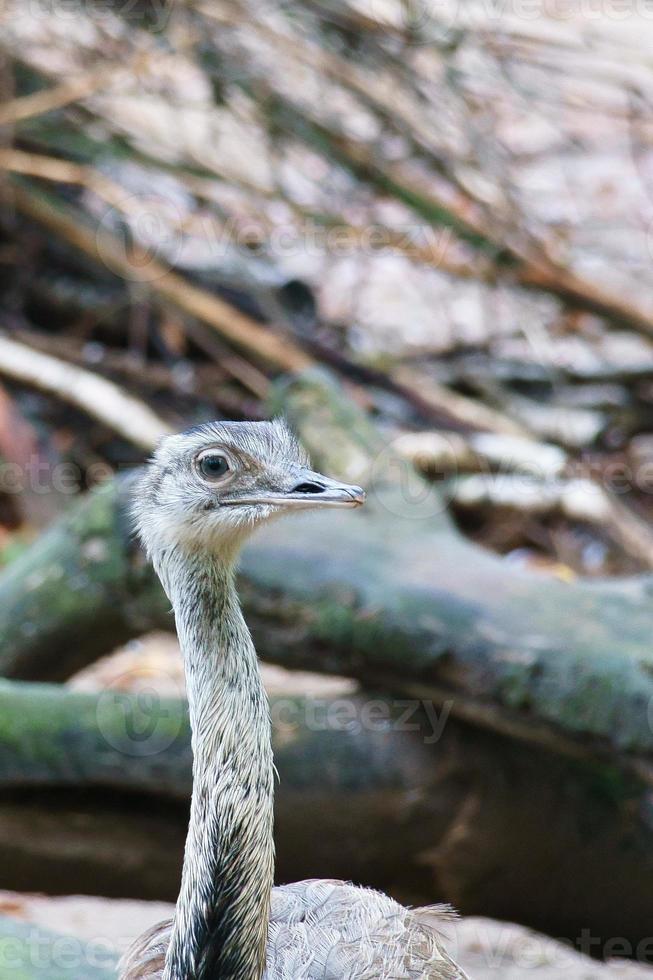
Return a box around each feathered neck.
[159,549,274,980]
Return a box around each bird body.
[122,879,463,979]
[122,419,468,980]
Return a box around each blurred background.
[1,0,653,976]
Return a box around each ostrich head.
[133,418,365,562]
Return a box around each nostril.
[292,481,325,494]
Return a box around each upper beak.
[224,469,366,509]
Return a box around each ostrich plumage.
[121,419,468,980]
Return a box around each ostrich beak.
[224,469,366,509]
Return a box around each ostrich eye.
[198,453,230,481]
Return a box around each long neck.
[161,551,274,980]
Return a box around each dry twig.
[9,184,313,374]
[0,333,170,450]
[0,67,132,127]
[391,365,530,436]
[450,473,653,570]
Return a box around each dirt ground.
[0,889,651,979]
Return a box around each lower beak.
[225,471,366,509]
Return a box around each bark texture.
[1,373,653,776]
[0,679,653,950]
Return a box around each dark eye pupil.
[199,455,229,479]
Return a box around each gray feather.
[120,880,468,979]
[123,420,469,980]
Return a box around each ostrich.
[121,419,467,980]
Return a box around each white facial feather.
[131,418,309,561]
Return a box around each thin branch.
[9,184,313,374]
[0,59,149,127]
[450,473,653,570]
[0,148,167,219]
[268,95,653,336]
[0,333,170,450]
[391,366,531,437]
[395,429,568,480]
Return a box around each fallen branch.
[0,61,142,127]
[6,6,653,345]
[8,184,313,375]
[0,333,171,450]
[2,677,653,949]
[7,183,540,434]
[391,366,532,437]
[450,473,653,571]
[269,97,653,336]
[11,325,266,416]
[0,147,160,217]
[3,371,653,777]
[0,680,463,906]
[394,429,567,479]
[457,374,607,448]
